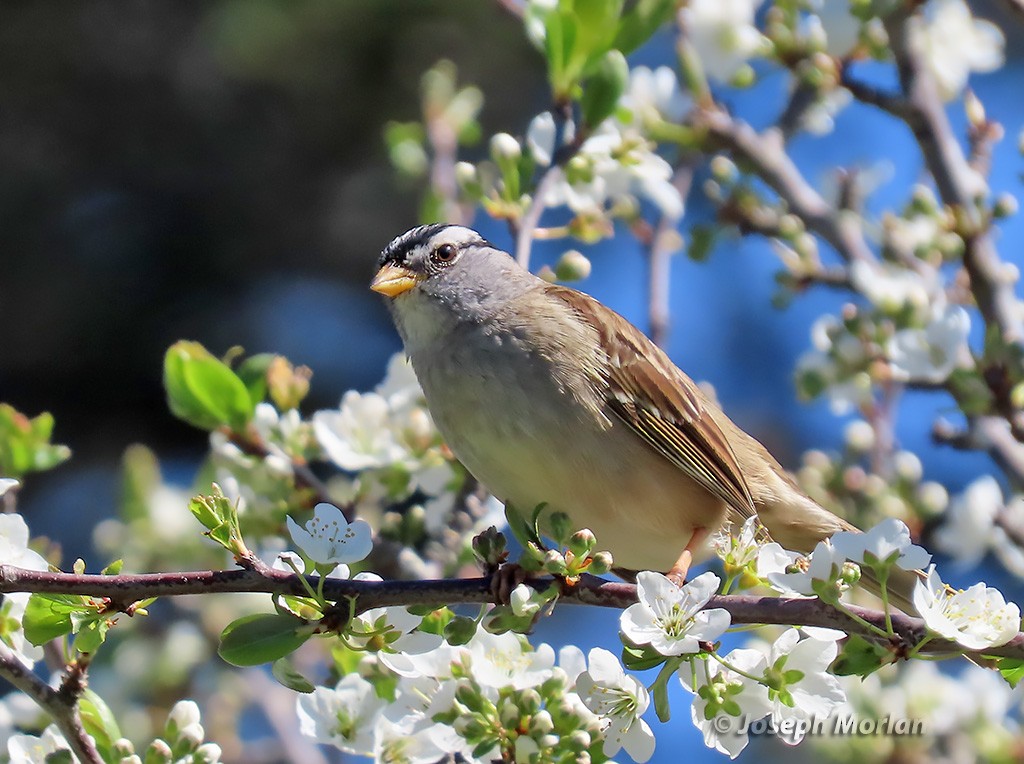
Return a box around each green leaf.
[118,444,160,523]
[831,634,888,677]
[997,657,1024,688]
[218,613,311,667]
[78,689,121,761]
[0,404,71,478]
[235,353,276,407]
[163,341,255,431]
[443,615,478,646]
[23,594,85,646]
[271,658,315,693]
[73,618,110,654]
[613,0,675,54]
[649,658,677,723]
[621,643,666,672]
[102,559,123,576]
[581,49,629,129]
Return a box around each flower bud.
[529,710,555,735]
[519,688,542,714]
[844,420,875,453]
[917,481,949,516]
[994,193,1019,219]
[193,744,223,764]
[455,161,478,188]
[543,549,567,574]
[568,528,597,557]
[588,550,613,575]
[554,250,592,282]
[144,740,172,764]
[490,132,522,163]
[894,450,923,483]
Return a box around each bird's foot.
[666,527,709,587]
[488,562,529,605]
[666,550,694,587]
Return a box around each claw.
[489,562,528,605]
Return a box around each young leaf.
[218,613,311,667]
[581,49,629,129]
[78,690,122,762]
[23,594,86,646]
[272,657,315,693]
[163,341,254,431]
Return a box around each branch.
[3,565,1023,662]
[881,7,1024,346]
[0,643,101,763]
[699,107,875,264]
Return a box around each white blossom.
[764,629,846,743]
[680,0,765,82]
[619,66,690,126]
[620,572,730,655]
[759,540,849,598]
[830,518,931,571]
[913,566,1020,649]
[466,630,555,690]
[575,648,655,762]
[933,475,1002,567]
[850,260,932,312]
[911,0,1004,101]
[7,726,72,764]
[347,607,444,677]
[0,514,50,666]
[285,502,372,565]
[812,0,863,57]
[314,391,411,471]
[526,111,576,167]
[374,715,450,764]
[887,305,970,383]
[680,649,771,758]
[296,674,385,755]
[375,353,426,413]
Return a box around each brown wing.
[546,284,757,523]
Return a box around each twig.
[0,643,101,763]
[514,103,581,269]
[2,564,1022,661]
[882,7,1024,346]
[934,416,1024,489]
[699,107,875,264]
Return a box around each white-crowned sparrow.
[372,224,910,597]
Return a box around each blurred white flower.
[467,630,555,690]
[619,66,690,126]
[0,514,50,666]
[681,0,765,82]
[575,648,655,762]
[800,87,852,136]
[712,516,764,572]
[831,518,931,571]
[621,571,730,655]
[526,111,576,167]
[933,475,1001,567]
[887,305,970,383]
[680,649,770,758]
[913,566,1020,649]
[7,726,71,764]
[850,260,932,312]
[314,391,414,471]
[376,353,425,413]
[812,0,863,57]
[0,480,17,498]
[296,674,385,755]
[285,502,372,565]
[374,715,450,764]
[765,630,846,743]
[911,0,1004,101]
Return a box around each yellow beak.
[371,263,422,297]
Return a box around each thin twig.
[0,643,101,762]
[699,107,875,264]
[2,564,1022,661]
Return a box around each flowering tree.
[2,0,1024,762]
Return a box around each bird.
[371,223,915,601]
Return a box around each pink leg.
[667,527,709,586]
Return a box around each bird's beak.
[371,263,422,297]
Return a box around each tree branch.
[0,643,101,763]
[699,107,875,264]
[881,7,1024,346]
[3,565,1023,662]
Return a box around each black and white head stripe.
[378,224,493,267]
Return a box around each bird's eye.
[431,243,458,265]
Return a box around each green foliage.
[831,634,889,677]
[997,657,1024,688]
[218,612,311,666]
[581,49,629,129]
[0,404,71,479]
[79,689,123,761]
[271,657,315,693]
[163,341,255,432]
[188,483,246,556]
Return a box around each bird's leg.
[488,563,528,605]
[666,527,709,586]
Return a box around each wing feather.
[546,285,758,523]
